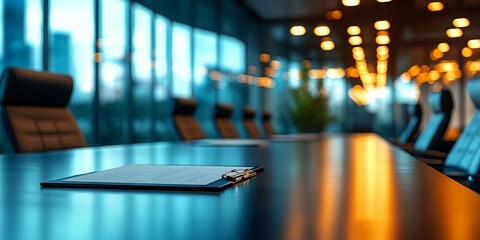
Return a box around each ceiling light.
[326,10,342,20]
[427,2,444,12]
[314,26,330,36]
[259,54,271,63]
[467,39,480,49]
[453,18,470,28]
[290,26,306,36]
[446,28,463,38]
[349,36,362,46]
[374,20,390,30]
[437,43,449,52]
[462,47,473,57]
[347,26,361,35]
[320,38,335,51]
[343,0,360,7]
[377,0,392,2]
[375,31,390,45]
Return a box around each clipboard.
[40,164,264,192]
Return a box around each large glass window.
[132,3,153,143]
[99,0,128,144]
[193,28,217,137]
[219,35,246,122]
[50,0,94,142]
[172,22,192,98]
[153,14,170,141]
[1,0,42,71]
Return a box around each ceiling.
[242,0,339,21]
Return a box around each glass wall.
[0,0,42,71]
[172,22,192,98]
[153,14,170,141]
[132,3,153,142]
[99,0,128,145]
[49,0,94,142]
[193,28,217,137]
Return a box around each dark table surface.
[1,133,479,240]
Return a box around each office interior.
[4,0,480,149]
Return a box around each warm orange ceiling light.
[453,18,470,28]
[259,54,271,63]
[462,47,473,57]
[428,2,444,12]
[347,26,361,35]
[376,31,390,45]
[467,39,480,49]
[326,10,343,20]
[437,43,449,52]
[377,0,392,2]
[320,38,335,51]
[446,28,463,38]
[349,36,363,45]
[290,26,306,36]
[314,26,331,36]
[343,0,360,7]
[374,20,390,30]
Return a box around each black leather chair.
[439,77,480,186]
[214,104,240,138]
[412,89,453,153]
[172,98,205,141]
[0,67,87,153]
[262,111,275,137]
[243,107,261,139]
[398,103,422,145]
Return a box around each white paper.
[193,139,268,147]
[64,165,253,186]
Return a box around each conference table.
[1,133,479,240]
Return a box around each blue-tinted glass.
[99,0,128,144]
[0,0,42,71]
[172,22,192,98]
[219,35,246,125]
[194,28,217,137]
[154,14,170,141]
[324,77,346,131]
[132,3,153,142]
[50,0,94,143]
[288,62,301,89]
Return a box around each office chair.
[214,104,240,138]
[410,89,453,153]
[439,76,480,185]
[262,111,275,137]
[243,107,261,139]
[172,98,205,140]
[0,67,87,153]
[397,103,422,145]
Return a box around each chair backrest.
[262,111,275,137]
[444,77,480,175]
[243,107,261,139]
[0,67,87,153]
[413,89,453,152]
[214,104,239,138]
[172,98,205,140]
[398,103,422,144]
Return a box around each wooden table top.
[0,133,478,240]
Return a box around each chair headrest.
[0,67,73,107]
[214,104,233,119]
[407,103,422,118]
[262,111,271,121]
[173,98,197,116]
[468,76,480,108]
[243,107,256,119]
[428,89,453,113]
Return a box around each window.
[172,22,192,98]
[50,0,94,142]
[0,0,42,71]
[99,0,128,144]
[132,3,153,143]
[193,28,217,137]
[153,14,170,141]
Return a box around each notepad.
[41,164,264,192]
